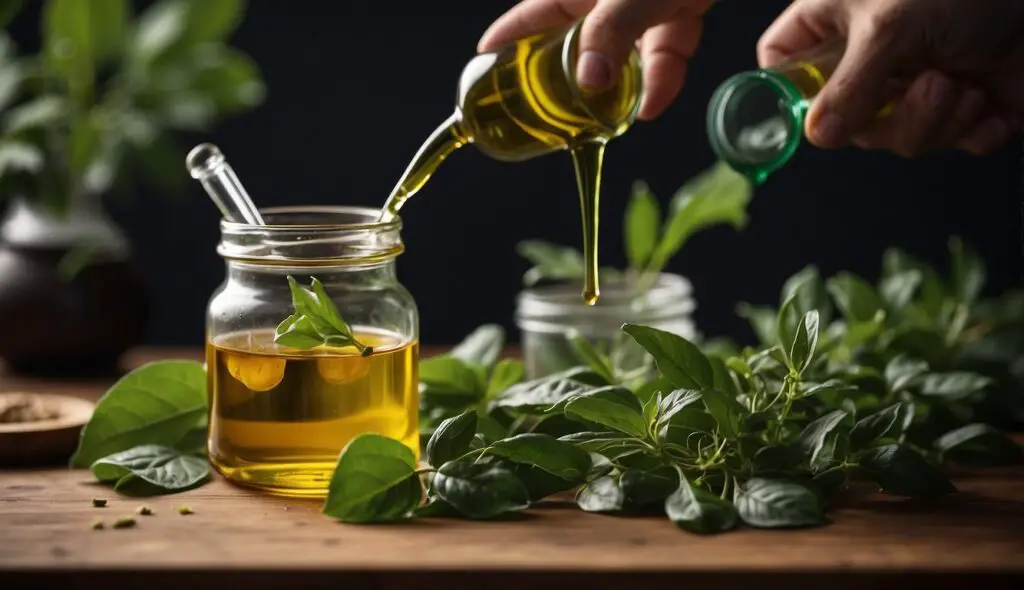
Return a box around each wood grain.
[1,347,1023,590]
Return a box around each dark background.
[8,1,1024,348]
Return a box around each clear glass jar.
[515,272,698,383]
[205,206,419,497]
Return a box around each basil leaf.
[489,376,595,414]
[656,388,702,427]
[624,179,661,270]
[781,265,833,326]
[858,444,957,498]
[620,466,678,506]
[622,323,713,390]
[884,355,929,394]
[934,423,1023,467]
[569,334,617,384]
[516,239,586,286]
[735,478,824,528]
[753,444,804,473]
[879,269,923,312]
[849,403,904,451]
[776,294,802,362]
[558,431,646,455]
[789,310,820,374]
[576,474,624,512]
[665,479,738,534]
[917,372,993,401]
[795,410,849,466]
[708,355,739,396]
[425,409,477,468]
[827,272,884,324]
[419,356,484,396]
[563,386,647,438]
[71,360,207,468]
[510,462,577,502]
[736,303,778,347]
[486,433,592,482]
[486,359,525,398]
[322,433,422,523]
[91,445,209,494]
[700,389,747,439]
[433,460,530,519]
[449,324,505,369]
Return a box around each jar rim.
[515,272,695,324]
[220,205,401,233]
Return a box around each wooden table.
[2,348,1023,590]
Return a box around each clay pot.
[0,198,148,377]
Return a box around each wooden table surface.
[2,348,1023,590]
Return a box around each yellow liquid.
[380,25,641,305]
[206,328,419,498]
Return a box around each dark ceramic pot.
[0,199,148,377]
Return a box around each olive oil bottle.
[380,19,642,305]
[206,328,419,498]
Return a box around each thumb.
[805,23,896,149]
[574,0,680,91]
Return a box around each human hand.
[759,0,1024,157]
[477,0,714,121]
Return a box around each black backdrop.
[7,1,1023,347]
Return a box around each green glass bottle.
[706,40,846,185]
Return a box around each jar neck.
[225,260,399,288]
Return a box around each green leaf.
[708,355,739,396]
[425,409,477,468]
[917,372,993,401]
[781,265,833,326]
[433,460,531,519]
[489,376,595,415]
[486,433,593,481]
[884,354,929,394]
[0,139,44,177]
[419,356,484,397]
[736,303,777,346]
[795,410,849,465]
[949,236,985,305]
[568,334,617,384]
[827,272,884,324]
[647,160,752,274]
[753,444,805,472]
[879,270,922,312]
[655,388,702,429]
[858,444,956,498]
[775,294,801,362]
[516,239,586,286]
[620,466,678,505]
[70,360,207,468]
[178,0,243,46]
[509,462,577,502]
[665,478,738,534]
[91,444,208,494]
[129,0,188,63]
[700,389,746,439]
[882,247,946,316]
[621,323,713,390]
[89,0,129,64]
[274,276,370,354]
[322,433,421,523]
[43,0,93,102]
[849,404,903,451]
[789,310,820,374]
[934,423,1023,467]
[563,386,647,438]
[558,431,646,456]
[449,324,505,368]
[624,179,661,270]
[486,359,525,399]
[576,474,624,512]
[734,478,824,529]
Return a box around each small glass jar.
[205,206,419,497]
[515,272,698,383]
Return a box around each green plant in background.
[517,160,753,297]
[0,0,264,214]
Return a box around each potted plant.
[513,160,753,384]
[0,0,265,375]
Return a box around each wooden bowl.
[0,392,94,466]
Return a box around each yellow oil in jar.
[206,328,419,497]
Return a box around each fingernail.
[576,51,611,90]
[813,113,844,146]
[925,75,951,107]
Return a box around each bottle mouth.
[218,206,404,265]
[706,70,806,183]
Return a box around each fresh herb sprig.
[274,276,372,356]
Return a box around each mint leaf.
[735,478,824,529]
[665,478,738,534]
[70,360,207,468]
[322,433,422,523]
[275,276,371,355]
[622,323,713,390]
[486,433,592,482]
[91,445,209,494]
[425,409,477,468]
[858,444,957,498]
[433,460,530,519]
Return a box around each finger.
[805,17,900,149]
[955,113,1020,156]
[932,87,987,150]
[636,15,703,120]
[887,71,957,157]
[575,0,700,91]
[757,0,835,68]
[477,0,596,52]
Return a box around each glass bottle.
[205,206,419,497]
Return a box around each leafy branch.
[274,276,372,355]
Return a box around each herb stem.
[720,472,733,500]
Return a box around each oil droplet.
[317,356,371,385]
[225,352,286,392]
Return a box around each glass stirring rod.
[186,143,265,225]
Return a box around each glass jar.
[515,272,698,383]
[205,206,419,497]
